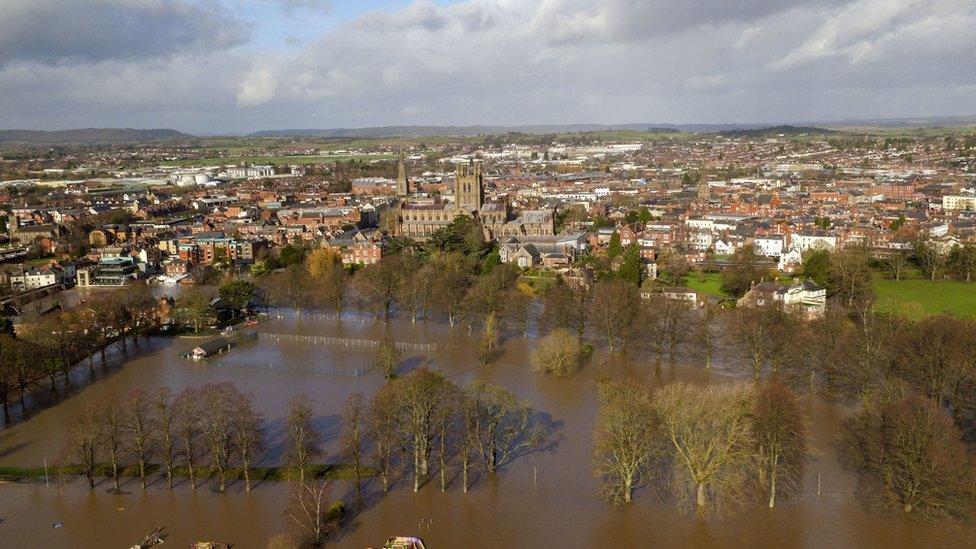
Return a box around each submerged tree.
[589,279,639,352]
[592,380,660,504]
[286,479,342,547]
[750,382,806,508]
[655,383,754,512]
[124,389,156,489]
[340,393,367,496]
[233,391,263,492]
[463,380,549,475]
[67,399,103,489]
[532,328,583,377]
[286,394,321,484]
[842,381,974,517]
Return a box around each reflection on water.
[0,312,973,548]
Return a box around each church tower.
[697,168,710,202]
[455,160,484,212]
[396,148,410,197]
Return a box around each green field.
[170,154,394,167]
[685,271,976,318]
[874,278,976,318]
[686,272,725,298]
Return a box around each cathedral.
[393,153,555,240]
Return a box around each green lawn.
[686,270,976,318]
[686,272,725,298]
[874,278,976,318]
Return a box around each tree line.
[593,380,805,512]
[0,285,159,423]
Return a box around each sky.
[2,0,976,133]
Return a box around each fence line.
[256,332,440,352]
[217,359,377,378]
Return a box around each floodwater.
[0,311,973,548]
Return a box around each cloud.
[4,0,976,132]
[277,0,333,13]
[0,0,246,65]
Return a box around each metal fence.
[256,332,440,352]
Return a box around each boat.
[382,536,427,549]
[130,526,166,548]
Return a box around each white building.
[791,233,837,252]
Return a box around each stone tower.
[697,168,710,202]
[396,149,410,197]
[455,160,484,212]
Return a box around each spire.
[396,147,409,197]
[697,166,709,202]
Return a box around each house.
[737,278,826,319]
[190,337,232,360]
[640,286,702,308]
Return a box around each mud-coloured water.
[0,311,973,548]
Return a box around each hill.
[716,125,839,138]
[247,124,688,138]
[0,128,194,145]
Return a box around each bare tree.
[67,399,102,489]
[589,279,639,352]
[592,380,660,504]
[375,341,402,380]
[397,257,433,323]
[124,389,156,489]
[286,479,341,547]
[463,380,549,475]
[881,250,910,281]
[201,383,237,492]
[266,263,315,315]
[354,257,401,320]
[914,235,947,281]
[380,369,458,492]
[532,328,583,377]
[842,381,974,517]
[655,382,754,512]
[174,286,216,333]
[427,253,471,326]
[101,396,127,493]
[154,387,179,490]
[829,246,874,307]
[340,393,367,496]
[751,382,806,508]
[369,388,398,493]
[286,394,321,483]
[690,302,721,369]
[176,388,204,490]
[542,281,592,340]
[661,297,692,363]
[233,391,263,492]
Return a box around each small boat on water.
[190,542,231,549]
[129,526,166,548]
[379,536,427,549]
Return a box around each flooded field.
[0,311,973,548]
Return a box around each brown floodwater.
[1,311,974,548]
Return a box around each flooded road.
[0,312,973,548]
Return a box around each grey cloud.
[0,0,246,65]
[3,0,976,133]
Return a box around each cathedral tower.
[455,160,484,212]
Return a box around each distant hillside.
[717,125,839,137]
[0,128,193,144]
[248,124,686,138]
